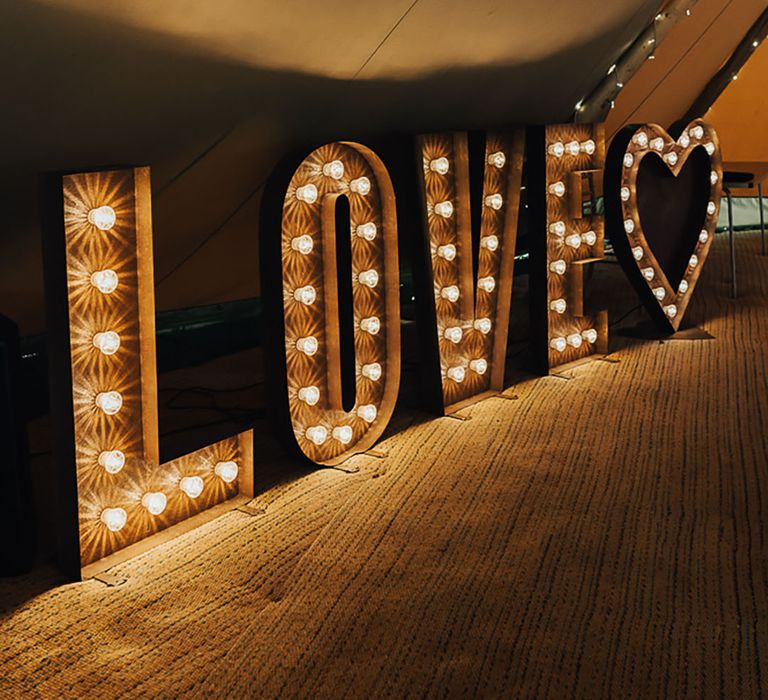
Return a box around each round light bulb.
[98,450,125,474]
[291,235,314,254]
[679,133,690,148]
[437,244,456,260]
[478,276,496,293]
[633,132,649,148]
[298,386,320,406]
[566,141,580,156]
[180,475,204,498]
[444,326,463,344]
[88,205,116,231]
[350,177,371,195]
[710,171,718,185]
[679,280,689,294]
[295,184,318,204]
[360,316,380,335]
[214,460,239,483]
[480,235,499,251]
[650,137,664,151]
[664,304,677,318]
[90,269,118,294]
[641,267,655,281]
[142,492,167,515]
[581,230,597,246]
[548,142,565,157]
[487,151,506,168]
[446,366,465,383]
[95,391,122,415]
[92,331,120,355]
[664,152,678,166]
[653,287,665,301]
[623,153,634,168]
[296,336,318,356]
[689,254,698,268]
[100,507,127,532]
[484,194,503,210]
[704,143,715,155]
[565,234,582,249]
[566,333,583,348]
[621,187,630,201]
[332,425,353,444]
[361,362,382,381]
[550,298,567,314]
[549,181,566,197]
[550,337,567,353]
[624,219,635,233]
[580,140,596,155]
[632,246,644,261]
[440,285,460,302]
[357,269,379,288]
[306,425,328,445]
[550,260,567,275]
[429,157,450,174]
[707,201,716,216]
[690,125,704,140]
[699,230,709,244]
[322,160,345,179]
[549,221,566,236]
[357,404,377,423]
[434,201,454,218]
[293,285,316,305]
[581,329,598,344]
[469,358,487,375]
[356,222,377,241]
[474,318,492,334]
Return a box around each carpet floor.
[1,232,767,698]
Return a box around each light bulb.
[484,194,503,210]
[357,269,379,288]
[306,425,328,445]
[704,142,715,156]
[291,235,314,254]
[487,151,506,168]
[653,287,665,301]
[548,142,565,157]
[356,222,377,241]
[550,337,567,352]
[641,267,655,281]
[92,330,121,356]
[98,450,125,474]
[296,336,318,356]
[710,171,718,185]
[664,304,677,318]
[95,391,122,415]
[549,181,566,197]
[298,386,320,406]
[322,160,345,179]
[361,362,382,381]
[707,201,716,216]
[100,507,127,532]
[332,425,353,444]
[481,235,499,251]
[582,230,597,246]
[621,187,630,201]
[88,205,116,231]
[632,246,644,261]
[142,492,167,515]
[580,140,596,155]
[664,152,678,166]
[446,366,465,383]
[295,184,318,204]
[566,333,583,348]
[444,326,463,343]
[679,280,689,294]
[180,475,204,498]
[478,276,496,293]
[474,317,492,334]
[469,358,487,375]
[360,316,380,335]
[434,201,454,218]
[624,219,635,233]
[429,157,450,174]
[633,132,649,148]
[357,404,377,423]
[90,269,118,294]
[649,137,664,151]
[699,230,709,244]
[549,221,566,236]
[581,328,598,344]
[214,460,239,483]
[550,298,567,314]
[565,234,582,249]
[689,125,704,140]
[350,177,371,195]
[623,154,634,168]
[550,260,567,275]
[566,141,580,156]
[679,133,690,148]
[293,285,316,305]
[437,244,456,260]
[689,254,698,268]
[440,285,460,302]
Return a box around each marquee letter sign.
[604,119,722,332]
[528,124,608,372]
[415,131,525,412]
[43,167,253,578]
[260,143,400,466]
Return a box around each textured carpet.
[1,232,767,698]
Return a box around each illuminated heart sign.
[605,119,722,332]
